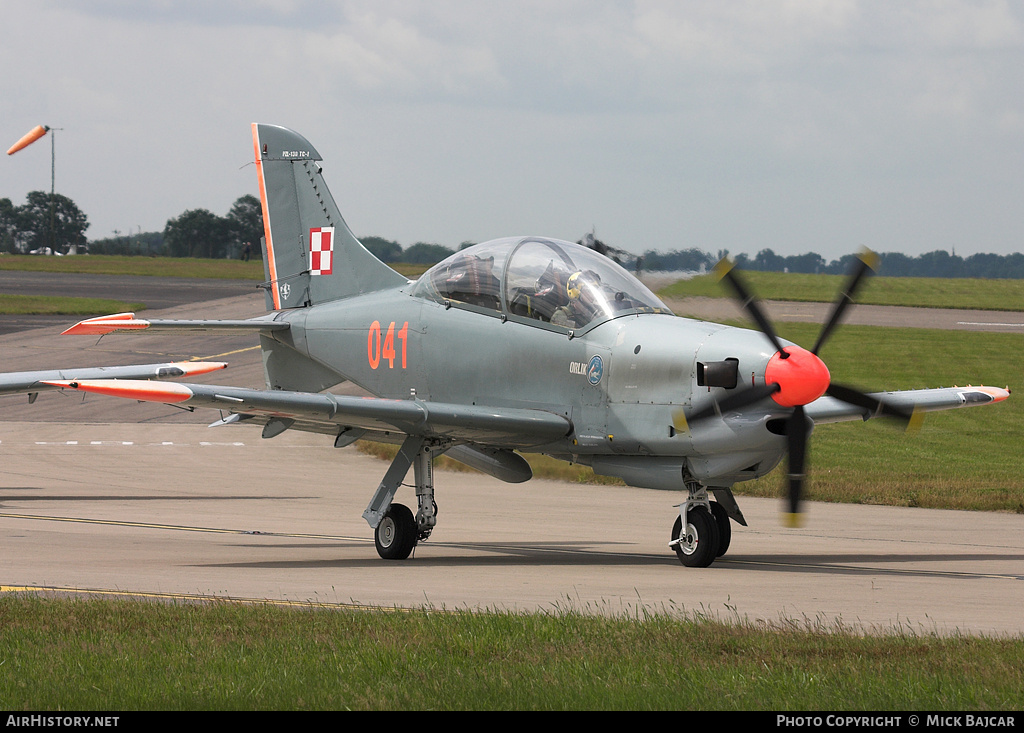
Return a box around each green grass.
[0,294,145,315]
[0,254,427,280]
[739,323,1021,511]
[0,254,266,280]
[659,270,1024,312]
[1,596,1021,710]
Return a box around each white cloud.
[1,0,1022,259]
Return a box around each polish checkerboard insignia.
[309,227,335,276]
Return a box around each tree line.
[0,191,264,260]
[0,191,89,255]
[638,246,1024,279]
[3,190,1023,279]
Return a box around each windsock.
[7,125,50,155]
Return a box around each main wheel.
[709,501,732,557]
[671,506,721,568]
[375,503,418,560]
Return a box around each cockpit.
[410,237,673,332]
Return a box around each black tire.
[375,503,418,560]
[671,506,720,568]
[709,501,732,557]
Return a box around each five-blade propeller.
[687,250,918,526]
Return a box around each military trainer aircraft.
[39,123,1009,568]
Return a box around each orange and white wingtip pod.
[173,361,228,376]
[61,313,151,336]
[7,125,50,155]
[40,379,194,404]
[972,386,1011,403]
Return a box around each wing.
[39,379,572,448]
[0,362,227,399]
[806,385,1010,425]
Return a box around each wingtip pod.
[61,313,151,336]
[7,125,49,155]
[170,361,228,377]
[970,386,1011,404]
[40,379,194,404]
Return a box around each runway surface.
[1,272,1022,635]
[2,421,1022,635]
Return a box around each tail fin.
[252,123,405,310]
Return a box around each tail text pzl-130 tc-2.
[43,124,1009,568]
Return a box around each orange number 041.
[367,321,409,369]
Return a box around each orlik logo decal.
[310,227,335,276]
[569,355,604,385]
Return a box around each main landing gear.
[670,482,737,568]
[374,503,418,559]
[363,436,443,560]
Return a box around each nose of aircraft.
[764,345,831,407]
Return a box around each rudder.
[252,123,405,310]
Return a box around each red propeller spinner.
[764,345,831,408]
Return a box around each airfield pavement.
[0,272,1022,636]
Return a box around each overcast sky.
[2,1,1022,261]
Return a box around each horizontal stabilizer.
[62,312,290,336]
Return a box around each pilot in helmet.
[551,270,602,328]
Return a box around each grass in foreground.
[659,270,1024,312]
[0,294,145,315]
[0,596,1021,710]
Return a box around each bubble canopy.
[410,237,673,332]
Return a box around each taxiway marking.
[194,345,260,361]
[0,511,359,540]
[15,440,247,447]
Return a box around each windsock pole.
[7,124,62,252]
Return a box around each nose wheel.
[670,505,721,568]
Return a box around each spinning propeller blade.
[825,383,920,431]
[683,383,780,424]
[783,405,809,527]
[811,249,878,356]
[714,258,789,357]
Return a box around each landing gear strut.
[363,436,445,560]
